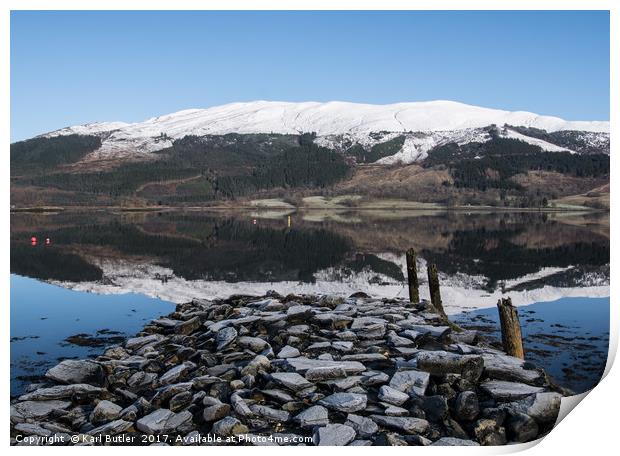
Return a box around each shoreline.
[10,205,606,214]
[11,292,565,446]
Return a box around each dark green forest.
[346,135,405,163]
[12,133,351,201]
[506,125,609,155]
[425,137,609,191]
[11,134,101,172]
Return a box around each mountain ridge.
[35,100,609,164]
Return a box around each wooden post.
[406,248,419,303]
[497,297,525,359]
[427,263,446,317]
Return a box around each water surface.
[10,209,609,395]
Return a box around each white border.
[3,2,616,454]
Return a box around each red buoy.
[31,236,37,246]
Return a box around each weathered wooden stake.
[427,263,446,317]
[406,248,419,303]
[497,297,525,359]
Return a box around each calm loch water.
[10,209,609,395]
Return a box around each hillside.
[10,101,610,209]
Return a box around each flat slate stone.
[388,370,430,396]
[90,400,122,425]
[294,405,329,428]
[369,415,430,434]
[480,380,544,401]
[319,392,367,413]
[158,362,195,386]
[378,385,410,406]
[45,360,105,386]
[279,357,366,374]
[277,345,301,359]
[270,372,314,391]
[305,366,348,382]
[18,384,103,401]
[11,400,71,421]
[88,419,133,436]
[432,437,480,446]
[314,423,357,446]
[125,334,164,351]
[345,414,379,438]
[136,409,193,434]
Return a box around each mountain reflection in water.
[10,209,609,395]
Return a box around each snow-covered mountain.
[41,100,609,164]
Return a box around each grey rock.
[307,342,332,351]
[506,412,539,442]
[479,381,544,401]
[158,362,195,386]
[212,416,249,436]
[277,345,301,359]
[278,357,366,375]
[294,405,329,428]
[287,305,313,318]
[231,393,254,418]
[389,370,430,395]
[340,353,387,362]
[370,415,430,434]
[203,403,231,422]
[454,391,479,421]
[192,375,224,390]
[11,400,71,421]
[250,404,290,422]
[473,419,507,446]
[361,371,389,386]
[262,389,295,403]
[175,316,201,335]
[293,405,329,428]
[383,404,409,416]
[305,366,347,382]
[216,326,238,350]
[88,419,133,436]
[345,414,379,438]
[431,437,480,446]
[415,350,484,382]
[378,385,409,406]
[169,391,193,412]
[420,395,448,422]
[503,392,561,424]
[270,372,314,391]
[18,384,103,401]
[349,440,372,446]
[125,334,164,351]
[387,330,415,347]
[136,409,193,434]
[314,423,356,446]
[350,317,386,338]
[482,354,543,385]
[127,371,157,388]
[238,336,270,352]
[287,325,310,336]
[14,423,52,437]
[45,360,105,386]
[403,324,450,339]
[332,341,354,352]
[320,392,367,413]
[90,400,122,425]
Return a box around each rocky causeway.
[10,292,564,446]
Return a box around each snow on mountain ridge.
[40,101,609,162]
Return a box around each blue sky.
[11,10,609,141]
